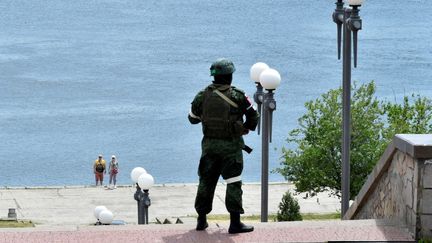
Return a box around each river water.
[0,0,431,186]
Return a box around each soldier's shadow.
[161,228,236,243]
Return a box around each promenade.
[0,182,414,242]
[0,182,338,226]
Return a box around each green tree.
[277,81,432,199]
[276,191,302,221]
[384,94,432,139]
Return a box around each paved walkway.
[0,220,414,242]
[0,182,340,226]
[0,183,415,242]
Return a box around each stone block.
[380,191,385,201]
[406,208,416,231]
[384,201,393,216]
[403,180,414,209]
[394,134,432,159]
[406,155,415,169]
[420,214,432,239]
[414,160,419,212]
[405,166,414,182]
[382,176,388,186]
[397,152,405,165]
[390,155,400,175]
[414,159,419,185]
[420,189,432,214]
[423,163,432,188]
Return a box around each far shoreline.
[0,181,290,190]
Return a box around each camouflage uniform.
[188,83,259,215]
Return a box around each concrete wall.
[345,134,432,239]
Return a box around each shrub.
[276,191,302,221]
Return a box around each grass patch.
[301,212,340,220]
[207,212,340,222]
[0,220,34,228]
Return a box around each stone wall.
[353,151,418,233]
[345,134,432,239]
[419,159,432,238]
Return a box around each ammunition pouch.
[201,86,243,139]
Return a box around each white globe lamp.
[348,0,363,6]
[130,167,147,183]
[94,205,107,219]
[99,210,114,224]
[250,62,269,83]
[259,68,281,91]
[138,173,154,190]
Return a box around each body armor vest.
[201,86,244,139]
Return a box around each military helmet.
[210,58,236,76]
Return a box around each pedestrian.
[108,155,119,189]
[93,154,106,186]
[188,58,259,234]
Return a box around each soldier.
[188,58,259,234]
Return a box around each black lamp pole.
[134,184,151,224]
[134,184,144,224]
[253,83,264,135]
[143,190,151,224]
[260,90,276,222]
[332,0,363,218]
[252,65,280,223]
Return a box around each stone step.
[0,219,414,243]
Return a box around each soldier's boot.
[196,214,208,231]
[228,213,254,234]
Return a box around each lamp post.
[251,63,281,222]
[137,173,154,224]
[131,167,146,224]
[332,0,364,217]
[131,167,154,224]
[250,62,270,135]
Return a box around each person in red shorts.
[93,154,106,186]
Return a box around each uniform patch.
[245,95,255,110]
[246,95,253,106]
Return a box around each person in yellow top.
[93,154,106,186]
